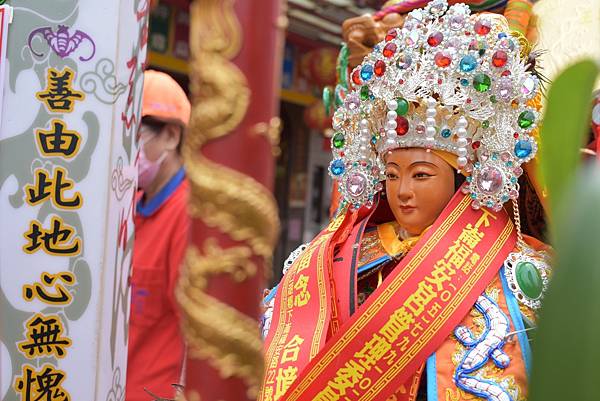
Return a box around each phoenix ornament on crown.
[329,0,540,212]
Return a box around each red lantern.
[300,48,338,87]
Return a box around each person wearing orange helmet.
[126,70,191,401]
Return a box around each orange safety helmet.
[142,69,191,128]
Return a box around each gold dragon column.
[177,0,284,400]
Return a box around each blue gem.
[470,193,478,200]
[514,140,533,158]
[491,153,498,161]
[511,177,518,183]
[360,64,374,81]
[466,176,472,182]
[460,79,469,86]
[487,200,494,207]
[474,162,481,168]
[498,32,507,39]
[371,136,377,144]
[505,161,514,167]
[330,159,345,176]
[459,55,478,72]
[501,194,509,202]
[441,128,452,138]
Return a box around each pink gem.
[345,173,367,197]
[476,166,504,195]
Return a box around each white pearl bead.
[387,99,398,111]
[457,116,468,128]
[386,129,396,137]
[457,156,468,167]
[360,119,369,129]
[426,108,437,118]
[426,126,436,136]
[457,147,468,157]
[426,98,437,108]
[387,111,398,120]
[456,127,467,138]
[426,117,436,126]
[385,120,397,130]
[457,138,468,147]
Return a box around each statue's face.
[384,148,456,236]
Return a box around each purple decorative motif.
[28,25,96,62]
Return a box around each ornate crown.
[329,0,540,212]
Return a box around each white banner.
[0,1,149,400]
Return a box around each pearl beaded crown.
[329,0,540,212]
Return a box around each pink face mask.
[138,141,167,190]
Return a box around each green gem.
[518,111,536,129]
[332,132,345,149]
[360,85,369,100]
[473,73,491,92]
[490,95,497,103]
[515,261,543,299]
[396,98,409,116]
[482,120,490,128]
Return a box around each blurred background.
[146,0,390,278]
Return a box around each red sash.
[260,192,516,401]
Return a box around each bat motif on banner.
[28,25,96,61]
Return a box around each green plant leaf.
[538,59,599,223]
[529,165,600,401]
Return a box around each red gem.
[395,116,410,135]
[474,19,492,35]
[492,50,508,67]
[383,42,397,58]
[513,133,519,139]
[465,31,471,36]
[472,141,481,149]
[374,60,386,77]
[352,69,362,85]
[438,79,443,84]
[466,98,472,104]
[399,79,404,84]
[385,29,398,42]
[434,52,451,68]
[501,70,511,77]
[427,32,443,47]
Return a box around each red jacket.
[126,169,189,401]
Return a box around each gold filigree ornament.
[177,0,281,397]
